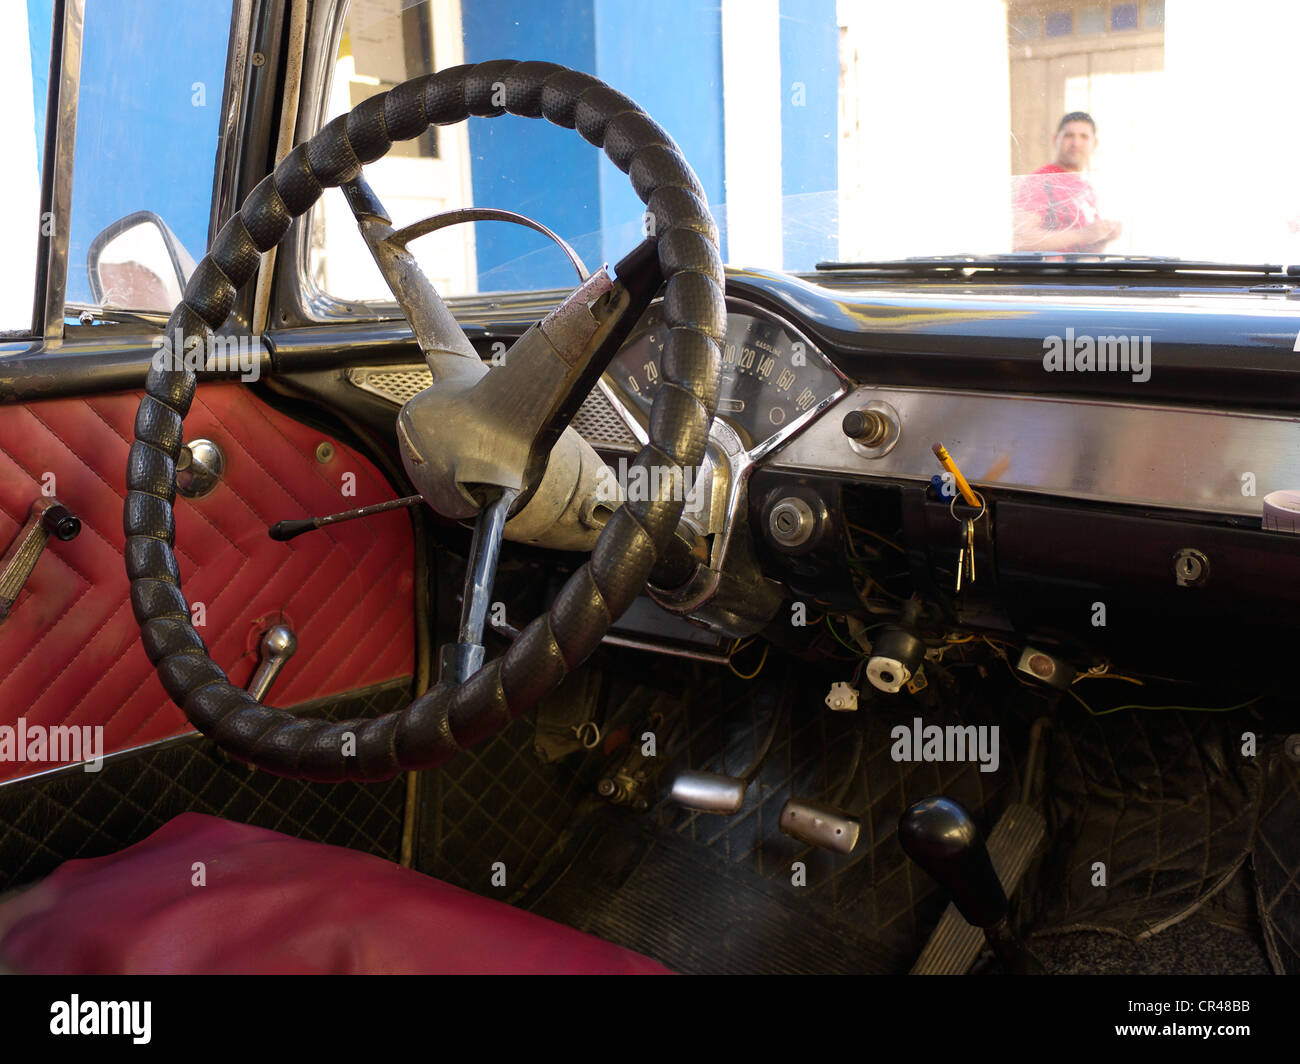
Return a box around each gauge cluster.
[606,298,849,459]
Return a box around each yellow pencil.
[931,442,981,508]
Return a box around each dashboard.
[324,268,1300,681]
[11,264,1299,678]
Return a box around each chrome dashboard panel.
[767,385,1300,519]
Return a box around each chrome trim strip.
[0,678,416,788]
[251,0,303,333]
[38,0,84,343]
[766,384,1300,518]
[0,730,203,789]
[279,0,349,326]
[208,0,255,243]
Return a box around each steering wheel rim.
[124,60,724,782]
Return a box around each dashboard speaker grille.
[347,365,639,449]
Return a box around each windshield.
[310,0,1300,306]
[38,0,1294,317]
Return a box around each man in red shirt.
[1012,112,1122,253]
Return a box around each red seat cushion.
[0,813,672,975]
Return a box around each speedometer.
[607,298,849,457]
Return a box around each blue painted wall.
[779,0,838,269]
[461,0,600,291]
[592,0,725,265]
[462,0,726,290]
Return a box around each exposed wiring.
[728,640,770,680]
[1068,688,1264,717]
[1073,662,1145,686]
[824,614,865,656]
[1074,672,1146,686]
[847,523,906,555]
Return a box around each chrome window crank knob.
[247,624,297,702]
[0,498,82,623]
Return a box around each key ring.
[949,490,986,524]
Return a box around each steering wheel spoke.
[442,485,519,685]
[341,174,483,384]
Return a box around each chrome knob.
[247,624,297,702]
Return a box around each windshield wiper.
[814,255,1299,278]
[65,303,171,328]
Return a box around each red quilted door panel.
[0,384,415,783]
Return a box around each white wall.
[720,0,784,269]
[837,0,1011,260]
[0,9,42,334]
[1158,0,1300,263]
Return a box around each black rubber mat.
[0,678,412,891]
[1030,915,1272,975]
[413,643,1299,974]
[525,815,895,974]
[1253,742,1300,972]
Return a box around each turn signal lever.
[898,796,1043,974]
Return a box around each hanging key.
[955,517,976,592]
[954,517,967,592]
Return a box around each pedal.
[669,769,747,813]
[908,801,1045,974]
[779,798,860,854]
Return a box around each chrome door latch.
[0,498,82,623]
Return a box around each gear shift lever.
[899,796,1043,974]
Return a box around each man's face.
[1053,121,1096,171]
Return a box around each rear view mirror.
[87,210,196,312]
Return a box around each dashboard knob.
[841,408,889,446]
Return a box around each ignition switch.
[865,597,926,694]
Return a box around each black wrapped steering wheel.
[124,61,723,782]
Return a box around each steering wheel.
[124,61,723,782]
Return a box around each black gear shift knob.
[898,796,1008,929]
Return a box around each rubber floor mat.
[525,816,895,974]
[414,647,1298,973]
